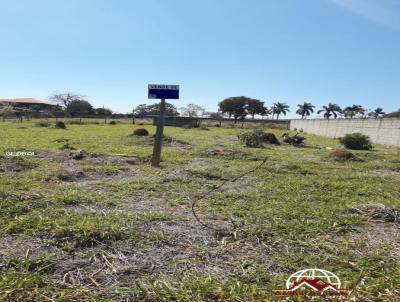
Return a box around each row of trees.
[217,97,386,121]
[131,98,388,121]
[46,92,389,120]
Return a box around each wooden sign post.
[148,84,179,167]
[151,98,166,167]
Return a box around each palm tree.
[317,103,342,119]
[296,102,315,119]
[368,107,385,118]
[343,105,365,118]
[271,102,290,119]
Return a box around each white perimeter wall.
[290,118,400,147]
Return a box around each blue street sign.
[148,84,179,99]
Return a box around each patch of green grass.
[4,210,172,248]
[82,164,129,175]
[2,255,56,274]
[134,274,268,302]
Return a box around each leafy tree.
[218,96,268,122]
[368,107,385,118]
[179,104,205,117]
[317,103,342,119]
[343,105,365,118]
[94,107,112,115]
[218,97,248,122]
[271,102,290,119]
[245,99,266,119]
[296,102,315,119]
[133,102,179,117]
[49,93,86,109]
[66,100,94,114]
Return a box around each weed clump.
[239,130,279,147]
[327,149,356,161]
[339,133,373,150]
[350,203,400,223]
[133,128,149,136]
[5,255,56,273]
[54,121,66,129]
[59,143,77,151]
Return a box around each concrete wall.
[290,118,400,147]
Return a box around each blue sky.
[0,0,399,116]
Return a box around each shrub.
[54,121,66,129]
[339,133,372,150]
[35,121,49,127]
[238,130,279,147]
[133,128,149,136]
[109,121,117,125]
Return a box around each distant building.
[0,98,56,110]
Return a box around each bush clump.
[339,133,373,150]
[35,121,50,127]
[55,121,66,129]
[239,130,279,147]
[133,128,149,136]
[109,121,117,125]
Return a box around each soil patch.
[0,157,38,172]
[186,159,212,167]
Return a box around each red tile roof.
[0,98,54,105]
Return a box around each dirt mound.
[350,203,400,223]
[87,154,142,165]
[57,167,85,182]
[133,128,149,136]
[55,121,66,129]
[186,159,212,167]
[69,150,87,160]
[202,148,236,156]
[327,149,356,160]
